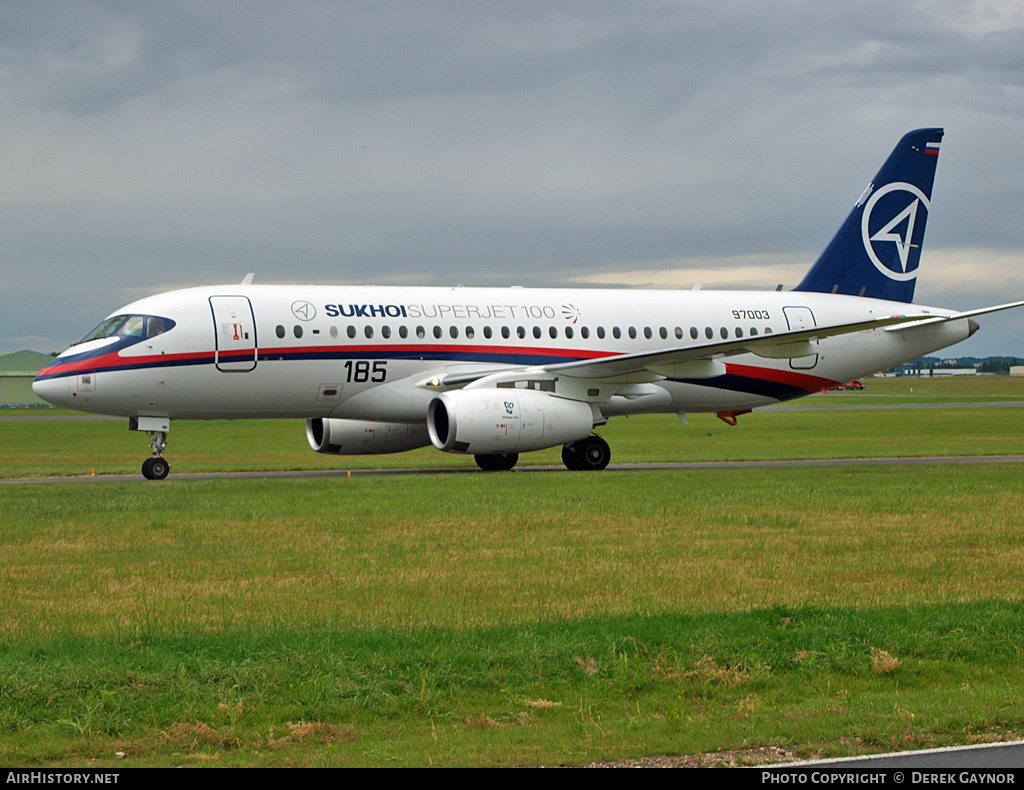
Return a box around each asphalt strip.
[3,455,1024,484]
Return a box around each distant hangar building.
[0,350,54,406]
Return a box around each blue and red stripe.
[36,342,840,403]
[671,363,839,401]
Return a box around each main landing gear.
[561,435,611,471]
[474,436,612,472]
[475,453,519,471]
[130,417,171,480]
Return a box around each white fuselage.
[34,284,971,423]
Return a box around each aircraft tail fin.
[793,128,944,303]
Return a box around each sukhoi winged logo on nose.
[861,181,930,282]
[291,300,316,321]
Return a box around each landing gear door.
[783,306,818,370]
[210,296,257,372]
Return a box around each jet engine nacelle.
[427,389,594,455]
[306,418,431,455]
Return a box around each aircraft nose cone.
[967,318,980,338]
[32,373,69,407]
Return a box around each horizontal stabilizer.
[883,299,1024,331]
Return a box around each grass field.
[1,376,1023,766]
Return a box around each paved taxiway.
[2,454,1023,484]
[768,739,1024,769]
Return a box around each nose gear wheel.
[141,430,170,480]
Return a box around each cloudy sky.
[2,0,1023,356]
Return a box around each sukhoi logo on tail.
[861,181,930,282]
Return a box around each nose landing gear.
[142,432,170,480]
[130,416,171,480]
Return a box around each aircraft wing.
[437,311,934,387]
[541,312,932,380]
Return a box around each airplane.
[33,128,1024,479]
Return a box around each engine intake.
[427,389,593,455]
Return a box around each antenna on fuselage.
[241,273,254,285]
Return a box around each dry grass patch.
[466,713,504,729]
[871,648,900,675]
[269,721,357,747]
[524,699,562,710]
[685,656,757,687]
[159,722,237,750]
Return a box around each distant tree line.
[894,356,1024,375]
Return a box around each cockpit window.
[77,314,174,344]
[80,316,127,344]
[120,316,145,337]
